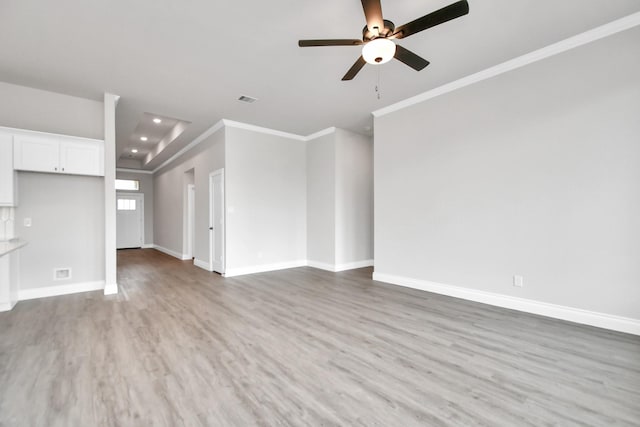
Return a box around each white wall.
[153,128,225,262]
[16,173,105,289]
[225,127,306,273]
[306,133,335,265]
[116,171,154,245]
[374,28,640,321]
[0,82,105,292]
[335,129,374,265]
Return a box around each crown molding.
[151,120,337,174]
[116,168,153,175]
[152,119,225,173]
[223,119,306,141]
[372,11,640,118]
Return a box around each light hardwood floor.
[1,249,639,426]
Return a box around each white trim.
[307,259,374,272]
[306,260,337,272]
[224,260,307,278]
[19,281,106,301]
[372,272,640,336]
[304,127,336,141]
[193,258,210,271]
[141,243,154,249]
[0,125,103,143]
[0,301,16,312]
[152,121,339,174]
[116,167,153,174]
[103,282,118,295]
[153,120,225,173]
[372,12,640,118]
[153,245,191,260]
[335,259,374,272]
[223,119,306,141]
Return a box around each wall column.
[104,93,119,295]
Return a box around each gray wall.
[225,127,306,271]
[0,82,105,290]
[335,129,373,265]
[0,81,103,139]
[116,171,154,245]
[374,28,640,319]
[153,128,225,262]
[16,173,105,289]
[306,133,335,265]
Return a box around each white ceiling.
[1,0,639,170]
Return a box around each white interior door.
[116,193,144,249]
[186,184,195,259]
[209,170,224,274]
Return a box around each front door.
[116,193,143,249]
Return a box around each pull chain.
[375,66,381,100]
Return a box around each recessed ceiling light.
[131,148,138,153]
[140,136,148,141]
[153,118,162,124]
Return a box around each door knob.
[209,227,213,230]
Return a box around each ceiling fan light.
[362,38,396,65]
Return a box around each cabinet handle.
[54,167,57,171]
[62,167,65,171]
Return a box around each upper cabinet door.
[59,139,104,176]
[0,132,17,206]
[13,134,60,173]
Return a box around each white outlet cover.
[23,218,32,227]
[513,275,524,287]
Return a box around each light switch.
[23,218,32,227]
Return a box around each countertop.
[0,239,27,257]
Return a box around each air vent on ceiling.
[238,95,258,103]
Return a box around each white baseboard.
[153,245,191,260]
[224,260,307,278]
[335,259,374,272]
[0,301,16,312]
[18,281,106,301]
[307,259,374,272]
[141,243,154,249]
[103,282,118,295]
[372,272,640,336]
[306,260,336,272]
[193,258,210,271]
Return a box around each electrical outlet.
[23,218,32,227]
[513,275,524,287]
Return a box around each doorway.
[116,193,144,249]
[209,169,225,274]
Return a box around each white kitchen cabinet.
[13,131,104,176]
[0,131,17,206]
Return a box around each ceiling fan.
[298,0,469,80]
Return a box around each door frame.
[209,169,225,274]
[185,184,195,259]
[115,192,144,249]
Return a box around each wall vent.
[54,268,72,281]
[238,95,258,103]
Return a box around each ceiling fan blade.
[392,0,469,39]
[342,56,367,81]
[361,0,384,34]
[394,45,430,71]
[298,39,363,47]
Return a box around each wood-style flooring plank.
[0,248,639,426]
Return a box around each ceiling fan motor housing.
[362,19,395,41]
